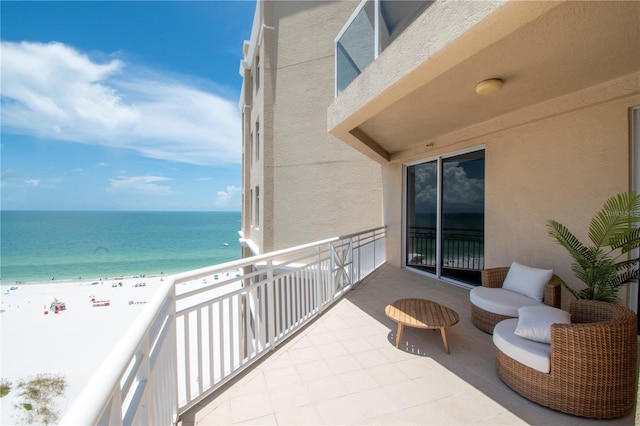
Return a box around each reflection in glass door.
[406,150,485,285]
[441,151,485,283]
[406,160,438,275]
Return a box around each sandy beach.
[0,273,229,424]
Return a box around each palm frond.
[551,274,580,299]
[608,268,640,288]
[609,226,640,253]
[614,257,640,271]
[579,286,619,303]
[579,254,615,285]
[547,220,589,263]
[588,192,640,247]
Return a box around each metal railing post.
[315,246,322,316]
[357,234,361,283]
[372,230,376,268]
[266,259,276,349]
[328,242,336,304]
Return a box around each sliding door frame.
[403,145,485,287]
[630,106,639,318]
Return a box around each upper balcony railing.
[335,0,434,96]
[61,226,386,425]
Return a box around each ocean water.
[0,211,242,284]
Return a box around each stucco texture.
[267,1,384,250]
[485,96,634,307]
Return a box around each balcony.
[335,0,434,96]
[181,265,636,425]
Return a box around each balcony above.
[335,0,434,96]
[328,1,640,164]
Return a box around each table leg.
[440,327,450,354]
[395,323,404,348]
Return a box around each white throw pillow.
[514,305,571,344]
[502,262,553,302]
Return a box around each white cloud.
[413,163,437,205]
[215,185,241,207]
[413,162,484,210]
[1,169,21,185]
[1,172,63,189]
[1,41,241,166]
[442,162,484,206]
[107,175,174,196]
[99,162,109,167]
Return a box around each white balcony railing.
[61,227,386,425]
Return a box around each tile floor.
[179,264,637,425]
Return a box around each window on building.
[250,131,254,164]
[255,54,260,92]
[255,186,260,229]
[250,189,253,227]
[255,121,260,161]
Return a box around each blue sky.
[1,1,255,211]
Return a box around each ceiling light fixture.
[475,78,504,95]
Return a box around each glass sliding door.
[441,151,485,284]
[406,150,485,285]
[406,160,438,274]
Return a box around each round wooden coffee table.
[385,298,459,354]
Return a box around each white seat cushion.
[493,319,551,373]
[502,262,553,302]
[470,286,543,317]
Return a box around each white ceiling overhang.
[328,1,640,164]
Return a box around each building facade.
[328,0,640,308]
[239,0,639,310]
[239,0,384,257]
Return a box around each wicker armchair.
[496,300,638,418]
[471,267,561,333]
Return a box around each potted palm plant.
[547,191,640,302]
